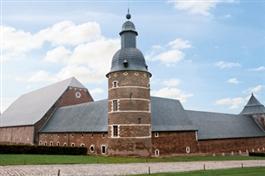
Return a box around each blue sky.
[1,0,265,113]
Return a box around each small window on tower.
[112,100,118,111]
[112,81,119,88]
[138,118,141,124]
[112,125,119,137]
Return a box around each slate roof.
[186,110,265,140]
[40,97,197,133]
[241,94,265,115]
[108,13,149,76]
[41,96,265,140]
[0,77,86,127]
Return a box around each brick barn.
[1,13,265,157]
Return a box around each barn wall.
[198,137,265,154]
[0,126,34,145]
[39,132,108,154]
[152,131,198,156]
[34,86,94,144]
[57,87,93,107]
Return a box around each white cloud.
[152,78,193,102]
[227,77,240,84]
[249,66,265,72]
[44,46,71,63]
[27,70,57,83]
[152,87,193,103]
[215,61,241,69]
[147,38,191,66]
[163,78,180,87]
[245,85,264,94]
[168,0,235,16]
[216,97,245,109]
[10,20,119,84]
[37,21,101,46]
[90,88,104,96]
[1,21,102,61]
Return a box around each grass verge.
[0,154,265,165]
[135,167,265,176]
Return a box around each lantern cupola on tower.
[107,10,150,77]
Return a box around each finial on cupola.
[126,8,131,20]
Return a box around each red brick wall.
[107,71,152,157]
[152,131,198,156]
[0,126,34,145]
[39,132,108,154]
[198,137,265,154]
[57,87,93,107]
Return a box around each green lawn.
[135,167,265,176]
[0,154,265,165]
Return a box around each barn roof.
[41,96,265,140]
[40,97,196,133]
[0,77,86,127]
[186,110,265,140]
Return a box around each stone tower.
[106,11,152,156]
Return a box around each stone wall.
[0,126,34,145]
[39,132,108,154]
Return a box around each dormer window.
[123,59,128,68]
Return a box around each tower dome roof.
[107,10,150,76]
[111,48,148,73]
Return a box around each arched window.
[57,142,60,146]
[71,143,75,147]
[80,143,85,147]
[90,145,95,153]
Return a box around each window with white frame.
[39,141,42,145]
[63,143,67,147]
[155,149,160,157]
[75,91,82,98]
[112,100,118,111]
[101,145,107,154]
[112,125,119,137]
[80,143,85,147]
[50,141,53,146]
[155,132,159,137]
[71,143,75,147]
[186,146,191,154]
[57,142,60,146]
[112,81,119,88]
[90,145,95,153]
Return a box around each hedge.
[249,152,265,157]
[0,144,87,155]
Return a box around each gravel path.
[0,160,265,176]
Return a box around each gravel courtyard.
[1,160,265,176]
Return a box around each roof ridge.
[186,109,238,116]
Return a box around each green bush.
[0,144,87,155]
[249,152,265,157]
